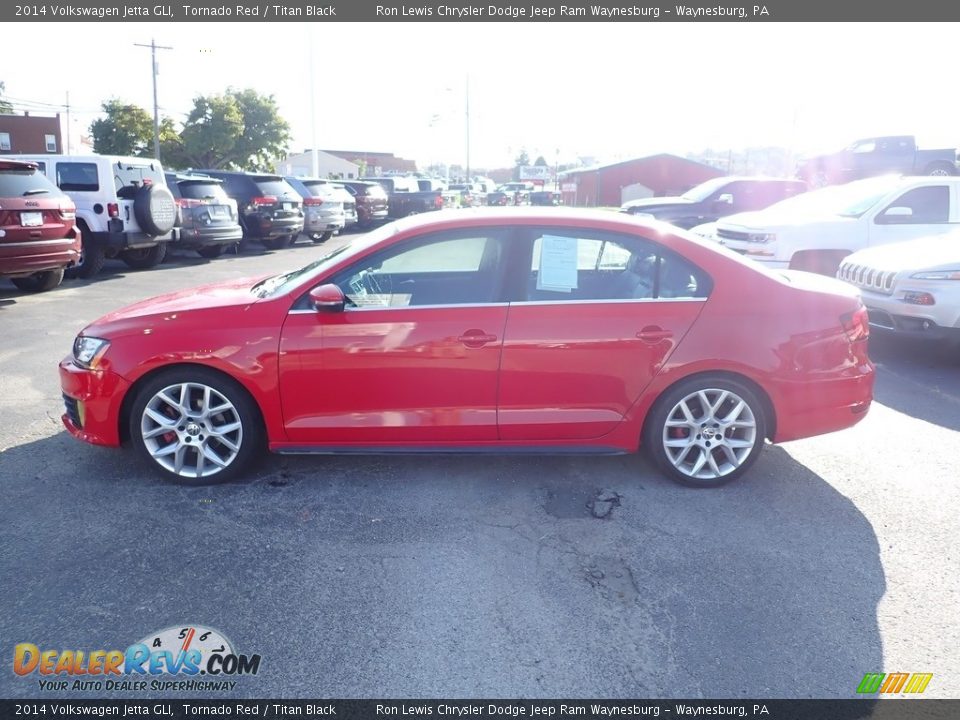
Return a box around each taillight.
[107,203,119,218]
[176,198,202,209]
[434,195,443,208]
[60,202,76,220]
[303,196,324,206]
[251,196,277,207]
[841,306,869,343]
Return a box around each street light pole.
[134,38,173,161]
[465,74,470,181]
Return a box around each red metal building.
[561,154,723,207]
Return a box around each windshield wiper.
[23,189,50,196]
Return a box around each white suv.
[16,154,177,278]
[838,233,960,347]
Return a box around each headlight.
[73,336,111,368]
[747,233,776,244]
[910,270,960,280]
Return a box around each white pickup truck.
[713,175,960,275]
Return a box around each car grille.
[837,262,896,294]
[716,228,750,242]
[63,394,82,429]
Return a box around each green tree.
[513,148,530,180]
[171,88,291,171]
[0,82,12,114]
[89,100,155,156]
[534,155,548,166]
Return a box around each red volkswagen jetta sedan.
[59,209,874,487]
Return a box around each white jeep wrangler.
[16,154,177,278]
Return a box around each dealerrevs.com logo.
[13,625,261,692]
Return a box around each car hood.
[621,196,692,211]
[718,213,855,236]
[844,235,960,272]
[84,275,269,337]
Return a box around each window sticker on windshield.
[537,235,579,292]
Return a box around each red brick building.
[0,113,63,155]
[561,154,723,207]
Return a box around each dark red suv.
[0,159,80,292]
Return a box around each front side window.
[877,186,950,224]
[332,231,504,309]
[525,230,711,302]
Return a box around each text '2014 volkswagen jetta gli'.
[59,209,874,488]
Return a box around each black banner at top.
[3,0,960,22]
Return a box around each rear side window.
[525,229,712,302]
[56,162,99,192]
[0,167,64,198]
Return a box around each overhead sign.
[519,166,551,180]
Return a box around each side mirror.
[309,283,346,312]
[716,193,734,205]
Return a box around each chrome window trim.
[287,298,706,315]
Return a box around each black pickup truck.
[797,135,959,187]
[363,176,443,218]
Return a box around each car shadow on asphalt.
[1,432,884,702]
[868,334,960,432]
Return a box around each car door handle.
[637,326,673,342]
[458,330,498,348]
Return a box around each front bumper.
[59,357,131,447]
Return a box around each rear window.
[115,162,165,193]
[253,178,299,197]
[299,180,335,198]
[176,180,230,202]
[0,167,63,198]
[362,184,387,198]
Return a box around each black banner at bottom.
[3,700,960,720]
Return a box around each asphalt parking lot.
[1,236,958,699]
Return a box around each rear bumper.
[171,224,243,248]
[772,365,875,442]
[304,213,345,234]
[59,357,130,448]
[0,236,81,276]
[91,228,172,250]
[242,215,304,240]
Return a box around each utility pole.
[465,74,470,181]
[134,38,173,161]
[308,29,319,177]
[65,91,71,154]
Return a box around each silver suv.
[17,154,177,278]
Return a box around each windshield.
[250,223,401,299]
[681,177,732,202]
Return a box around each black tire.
[65,225,106,280]
[128,367,264,485]
[312,231,334,243]
[196,245,224,259]
[11,267,65,292]
[133,183,177,236]
[925,162,958,177]
[643,375,767,488]
[120,242,167,270]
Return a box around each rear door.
[497,227,710,441]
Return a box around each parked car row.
[676,176,960,347]
[1,154,375,293]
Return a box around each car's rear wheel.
[129,368,263,484]
[261,235,292,250]
[11,267,65,292]
[311,231,334,243]
[644,376,766,488]
[196,245,224,259]
[925,162,957,177]
[121,243,167,270]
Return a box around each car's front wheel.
[643,376,767,488]
[129,368,264,484]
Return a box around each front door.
[279,229,509,445]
